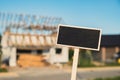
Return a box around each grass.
[94,76,120,80]
[0,68,8,72]
[105,62,120,66]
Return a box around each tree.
[78,49,94,67]
[0,35,2,67]
[0,50,2,68]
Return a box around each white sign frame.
[56,24,102,51]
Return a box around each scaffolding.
[0,12,64,49]
[0,12,64,34]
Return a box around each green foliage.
[105,62,120,66]
[68,49,95,67]
[0,34,2,67]
[78,49,95,67]
[0,68,8,72]
[0,50,1,53]
[69,49,74,61]
[94,76,120,80]
[68,48,120,68]
[0,35,1,49]
[0,55,1,67]
[68,49,74,65]
[0,34,1,43]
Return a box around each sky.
[0,0,120,34]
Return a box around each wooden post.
[71,48,79,80]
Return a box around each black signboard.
[57,24,102,51]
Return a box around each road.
[0,67,120,80]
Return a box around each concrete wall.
[48,47,69,64]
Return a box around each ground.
[0,66,120,80]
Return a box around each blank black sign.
[57,25,102,51]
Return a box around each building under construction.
[1,12,120,67]
[0,12,69,67]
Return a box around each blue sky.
[0,0,120,34]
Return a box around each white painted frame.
[56,24,102,51]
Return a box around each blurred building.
[0,12,69,67]
[101,35,120,62]
[92,35,120,63]
[0,12,120,67]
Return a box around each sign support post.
[57,24,102,80]
[71,48,80,80]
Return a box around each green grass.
[94,76,120,80]
[105,62,120,66]
[0,68,8,72]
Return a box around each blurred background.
[0,0,120,80]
